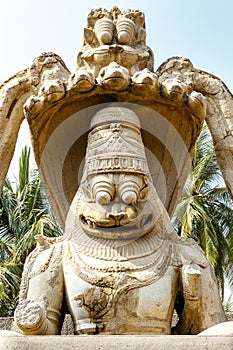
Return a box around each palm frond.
[173,123,233,298]
[18,147,30,193]
[0,146,62,316]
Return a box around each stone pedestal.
[0,335,232,350]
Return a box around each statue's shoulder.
[170,234,209,268]
[24,235,65,269]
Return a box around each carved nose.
[107,212,126,222]
[106,203,128,224]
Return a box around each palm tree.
[223,294,233,312]
[172,124,233,299]
[0,146,62,316]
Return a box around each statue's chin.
[80,213,155,240]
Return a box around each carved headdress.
[81,107,151,181]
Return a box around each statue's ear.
[137,27,146,43]
[83,28,95,45]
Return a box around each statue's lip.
[92,44,139,53]
[104,76,126,80]
[80,214,154,240]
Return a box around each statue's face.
[78,172,156,239]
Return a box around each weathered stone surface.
[14,106,227,336]
[0,335,233,350]
[0,70,31,195]
[0,6,233,338]
[2,314,233,334]
[198,321,233,336]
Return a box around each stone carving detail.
[24,53,70,117]
[70,7,154,92]
[14,107,228,335]
[0,7,232,337]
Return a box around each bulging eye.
[118,180,140,204]
[95,190,112,205]
[90,176,115,205]
[121,190,137,204]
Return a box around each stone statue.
[0,7,232,336]
[14,106,227,335]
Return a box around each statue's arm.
[173,262,226,334]
[15,238,64,335]
[172,238,227,335]
[192,262,227,333]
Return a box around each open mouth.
[80,214,154,240]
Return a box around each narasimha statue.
[14,106,227,335]
[0,7,232,336]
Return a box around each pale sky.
[0,0,232,178]
[1,0,233,86]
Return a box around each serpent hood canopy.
[0,7,232,229]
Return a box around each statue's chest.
[63,252,179,334]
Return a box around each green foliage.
[0,147,62,316]
[223,294,233,312]
[172,124,233,299]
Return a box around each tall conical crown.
[82,107,151,180]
